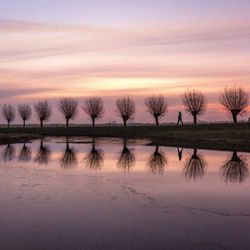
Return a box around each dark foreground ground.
[0,123,249,152]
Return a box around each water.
[0,137,250,250]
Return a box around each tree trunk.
[154,116,159,126]
[23,120,26,128]
[193,148,197,157]
[66,139,69,151]
[7,121,10,128]
[40,119,43,128]
[66,118,69,127]
[193,115,197,125]
[92,118,95,127]
[155,145,159,154]
[232,113,238,124]
[123,117,127,126]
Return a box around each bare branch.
[60,140,78,168]
[221,152,249,183]
[18,104,32,128]
[83,97,104,126]
[2,104,15,128]
[117,140,135,172]
[58,98,78,127]
[147,146,167,175]
[219,86,249,123]
[84,139,104,170]
[34,100,52,127]
[182,89,207,124]
[183,149,206,180]
[145,95,168,125]
[116,96,136,126]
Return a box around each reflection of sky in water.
[1,137,250,249]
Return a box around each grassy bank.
[0,123,249,152]
[0,133,43,145]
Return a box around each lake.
[1,137,250,250]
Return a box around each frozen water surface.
[0,137,250,250]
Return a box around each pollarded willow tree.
[58,98,78,127]
[2,104,15,128]
[219,87,249,124]
[18,104,32,128]
[182,89,207,124]
[116,96,136,126]
[145,95,168,126]
[34,100,52,128]
[83,97,104,127]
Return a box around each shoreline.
[0,123,249,152]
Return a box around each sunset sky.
[1,0,250,124]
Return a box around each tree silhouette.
[18,104,32,128]
[2,104,15,128]
[83,97,104,127]
[183,149,206,180]
[182,90,207,124]
[58,98,78,127]
[116,96,136,126]
[18,143,31,162]
[147,145,167,175]
[221,151,249,183]
[35,140,51,165]
[84,138,104,170]
[219,87,249,124]
[145,95,168,126]
[34,100,52,128]
[60,139,78,168]
[2,144,15,162]
[117,139,135,172]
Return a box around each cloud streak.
[0,18,250,122]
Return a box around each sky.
[0,0,250,124]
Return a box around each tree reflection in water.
[177,147,184,161]
[35,140,51,165]
[84,138,104,170]
[60,139,77,168]
[147,145,167,175]
[117,139,135,172]
[2,144,15,162]
[184,149,206,180]
[18,143,31,162]
[222,151,249,183]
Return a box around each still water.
[1,137,250,250]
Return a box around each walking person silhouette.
[177,147,183,161]
[177,111,183,125]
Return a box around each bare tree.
[84,138,104,170]
[219,87,249,124]
[60,139,78,168]
[182,90,207,124]
[18,104,32,128]
[221,152,249,183]
[2,104,15,128]
[116,96,136,126]
[183,149,206,180]
[18,143,31,162]
[35,140,51,165]
[83,97,104,127]
[117,139,135,172]
[34,100,52,128]
[2,144,15,162]
[58,98,78,127]
[147,146,167,175]
[145,95,168,126]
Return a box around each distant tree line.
[1,86,249,127]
